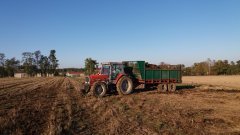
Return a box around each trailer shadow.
[177,85,196,90]
[105,84,197,97]
[132,84,196,95]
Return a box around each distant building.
[14,73,29,78]
[47,73,54,77]
[35,73,54,77]
[58,72,65,76]
[66,72,84,77]
[41,73,54,77]
[36,73,42,77]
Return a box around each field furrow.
[0,76,240,134]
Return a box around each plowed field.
[0,77,240,134]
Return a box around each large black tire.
[90,82,107,97]
[157,84,168,92]
[168,83,176,92]
[117,76,133,95]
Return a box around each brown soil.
[0,77,240,134]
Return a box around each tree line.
[183,58,240,76]
[83,58,240,76]
[1,53,239,77]
[0,50,59,77]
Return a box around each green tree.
[39,55,50,77]
[0,53,6,77]
[48,50,59,75]
[84,58,98,75]
[192,62,208,75]
[236,60,240,74]
[226,61,238,75]
[22,52,36,76]
[212,60,230,75]
[5,58,20,77]
[34,50,41,73]
[183,67,193,76]
[0,53,5,66]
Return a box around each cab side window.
[111,64,122,79]
[102,65,110,75]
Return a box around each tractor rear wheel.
[91,82,107,97]
[168,83,176,92]
[117,76,133,95]
[157,84,168,92]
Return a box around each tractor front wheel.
[91,82,107,97]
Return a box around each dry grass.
[183,75,240,89]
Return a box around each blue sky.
[0,0,240,68]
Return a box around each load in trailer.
[83,61,182,97]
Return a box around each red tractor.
[83,61,182,97]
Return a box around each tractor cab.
[100,62,124,80]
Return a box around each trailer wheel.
[157,84,168,92]
[168,83,176,92]
[117,76,133,95]
[91,82,107,97]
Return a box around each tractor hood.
[88,74,109,84]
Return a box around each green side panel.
[145,70,152,79]
[145,69,181,81]
[137,61,145,79]
[170,70,182,82]
[170,70,178,79]
[145,70,162,80]
[161,70,169,79]
[153,70,161,79]
[123,61,182,82]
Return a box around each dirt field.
[0,77,240,134]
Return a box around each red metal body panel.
[89,74,109,85]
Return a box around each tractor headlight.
[85,76,90,84]
[84,77,90,93]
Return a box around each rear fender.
[114,74,125,84]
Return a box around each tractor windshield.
[101,65,110,75]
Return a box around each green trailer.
[123,61,182,84]
[84,61,182,97]
[122,61,182,92]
